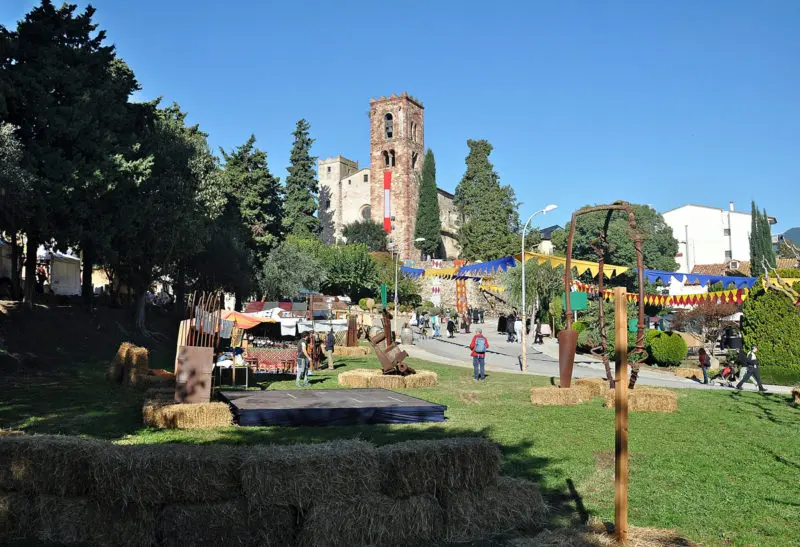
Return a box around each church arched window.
[389,150,396,167]
[383,151,390,167]
[384,113,393,139]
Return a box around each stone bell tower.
[369,92,425,259]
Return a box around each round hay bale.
[603,387,678,413]
[107,342,133,382]
[674,367,704,381]
[368,374,406,389]
[530,386,584,406]
[573,377,606,399]
[298,493,444,547]
[130,347,149,373]
[337,369,379,388]
[792,387,800,406]
[442,476,548,543]
[142,401,232,429]
[241,439,380,511]
[377,437,501,499]
[403,370,438,388]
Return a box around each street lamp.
[520,204,557,372]
[389,237,425,341]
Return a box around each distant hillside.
[782,227,800,244]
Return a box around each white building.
[662,202,776,273]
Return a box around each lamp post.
[520,204,558,372]
[389,237,425,341]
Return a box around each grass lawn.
[2,352,799,546]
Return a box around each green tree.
[741,285,800,373]
[342,220,387,251]
[414,149,442,258]
[0,123,33,299]
[283,119,319,238]
[552,204,679,271]
[320,244,379,301]
[318,185,335,245]
[259,238,326,300]
[749,203,776,277]
[373,253,422,307]
[221,135,283,272]
[454,140,518,260]
[502,261,564,318]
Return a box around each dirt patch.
[459,391,480,405]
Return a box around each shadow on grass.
[726,390,797,426]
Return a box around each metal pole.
[614,286,629,544]
[393,248,399,342]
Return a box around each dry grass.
[791,387,800,406]
[96,444,244,506]
[603,388,678,413]
[673,368,704,381]
[337,368,379,388]
[334,346,371,357]
[403,370,438,388]
[142,400,232,429]
[442,476,549,543]
[368,374,406,389]
[0,434,113,497]
[298,493,443,547]
[130,346,149,373]
[530,386,585,406]
[158,500,296,547]
[377,437,501,498]
[574,377,608,399]
[107,341,133,382]
[241,439,380,511]
[518,518,699,546]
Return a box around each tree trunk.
[174,263,186,320]
[22,234,37,310]
[135,291,147,332]
[81,240,94,310]
[10,232,21,300]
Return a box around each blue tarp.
[643,269,757,289]
[400,266,425,279]
[457,256,517,277]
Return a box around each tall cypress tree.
[749,201,760,273]
[454,139,518,260]
[318,185,335,245]
[414,149,442,258]
[761,208,776,272]
[283,119,320,238]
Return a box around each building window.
[327,166,331,173]
[411,122,417,142]
[363,173,369,182]
[411,151,418,170]
[724,250,732,260]
[723,228,731,236]
[383,151,390,167]
[360,205,371,220]
[389,150,396,167]
[384,113,393,139]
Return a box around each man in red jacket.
[469,328,489,381]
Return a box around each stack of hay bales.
[674,367,705,381]
[603,387,678,412]
[106,341,133,382]
[338,369,439,389]
[574,377,608,399]
[333,345,371,357]
[792,387,800,406]
[0,435,547,547]
[105,342,176,389]
[142,388,232,430]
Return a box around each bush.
[645,330,688,366]
[358,298,368,311]
[572,321,587,334]
[776,268,800,278]
[741,286,800,373]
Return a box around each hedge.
[645,330,688,366]
[741,287,800,372]
[775,268,800,278]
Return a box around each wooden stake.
[613,286,629,544]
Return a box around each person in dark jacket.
[446,317,456,338]
[736,346,767,392]
[698,347,710,384]
[324,328,336,370]
[506,313,516,342]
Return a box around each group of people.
[501,311,545,345]
[698,345,767,392]
[425,310,483,339]
[295,328,337,387]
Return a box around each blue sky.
[3,0,799,232]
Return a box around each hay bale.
[574,377,607,399]
[337,369,379,388]
[298,493,443,547]
[334,346,370,357]
[603,388,678,413]
[442,476,548,543]
[403,370,438,388]
[377,437,501,498]
[674,368,704,381]
[241,439,380,511]
[96,444,244,506]
[107,341,133,382]
[142,401,232,429]
[368,374,406,389]
[27,495,155,547]
[791,387,800,406]
[144,387,176,402]
[0,492,34,542]
[130,346,149,373]
[158,500,296,547]
[0,434,113,497]
[530,386,585,406]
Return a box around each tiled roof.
[691,258,799,277]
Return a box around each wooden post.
[613,286,629,544]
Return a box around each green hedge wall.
[741,287,800,372]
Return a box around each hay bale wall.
[142,401,232,429]
[574,377,607,399]
[530,386,585,406]
[337,369,439,389]
[333,346,371,357]
[603,387,678,412]
[367,374,406,389]
[1,434,547,546]
[403,370,438,388]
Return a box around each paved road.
[403,323,792,394]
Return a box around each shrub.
[572,321,587,334]
[741,286,800,373]
[645,330,688,366]
[358,298,368,311]
[776,268,800,278]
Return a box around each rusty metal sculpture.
[563,202,647,390]
[367,309,416,376]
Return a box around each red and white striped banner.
[383,171,392,233]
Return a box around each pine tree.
[414,149,442,258]
[283,119,320,238]
[454,139,518,260]
[761,208,776,271]
[318,185,335,245]
[221,134,283,274]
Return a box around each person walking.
[324,328,336,370]
[514,316,523,344]
[735,345,767,392]
[506,313,516,342]
[469,328,489,381]
[464,312,471,334]
[698,347,710,384]
[431,314,440,338]
[447,317,456,338]
[534,319,544,344]
[296,332,312,387]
